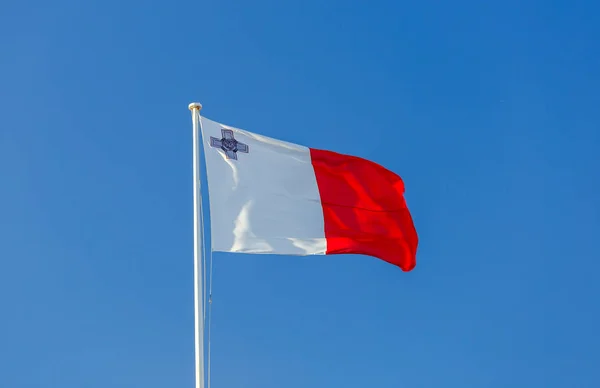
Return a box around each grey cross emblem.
[210,128,249,160]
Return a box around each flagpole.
[189,102,205,388]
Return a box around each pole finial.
[189,102,203,112]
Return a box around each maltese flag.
[200,116,419,271]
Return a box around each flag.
[200,116,419,271]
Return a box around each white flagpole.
[189,102,205,388]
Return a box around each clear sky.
[2,0,599,387]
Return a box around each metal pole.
[189,102,205,388]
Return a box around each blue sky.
[2,0,599,387]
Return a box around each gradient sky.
[2,0,599,387]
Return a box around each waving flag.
[200,116,418,271]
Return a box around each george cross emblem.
[210,128,249,160]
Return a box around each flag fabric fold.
[200,116,418,271]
